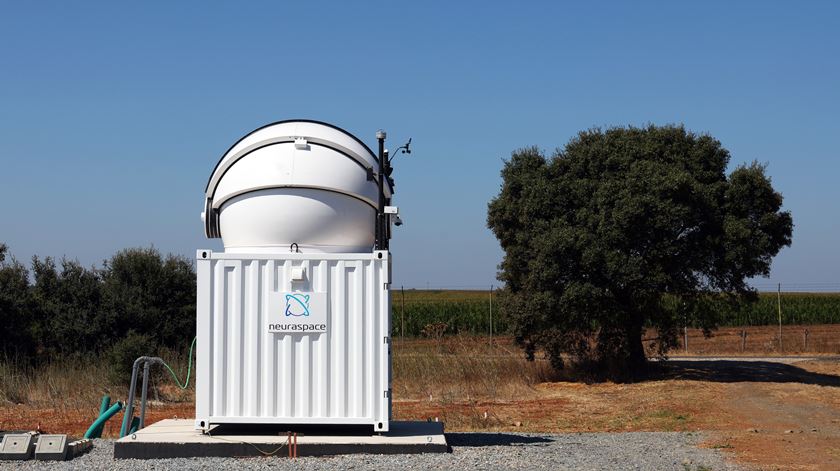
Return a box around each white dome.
[203,120,391,253]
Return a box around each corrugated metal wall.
[195,251,391,431]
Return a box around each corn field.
[726,292,840,326]
[391,289,506,337]
[390,289,840,338]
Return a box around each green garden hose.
[90,395,111,438]
[160,336,196,389]
[83,401,123,439]
[128,416,140,435]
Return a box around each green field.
[391,290,840,337]
[729,292,840,325]
[391,289,503,337]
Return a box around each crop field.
[393,289,504,337]
[393,290,840,338]
[728,292,840,325]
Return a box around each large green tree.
[487,125,793,379]
[31,256,103,356]
[101,247,195,348]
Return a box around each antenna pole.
[376,130,387,251]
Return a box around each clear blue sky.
[1,1,838,290]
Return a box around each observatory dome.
[202,120,392,253]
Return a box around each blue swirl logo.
[285,294,311,317]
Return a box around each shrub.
[107,332,158,385]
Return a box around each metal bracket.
[294,137,309,150]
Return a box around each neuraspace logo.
[269,292,327,333]
[284,293,311,317]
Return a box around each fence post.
[682,304,688,354]
[489,284,494,347]
[401,285,405,340]
[778,283,783,352]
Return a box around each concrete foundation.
[114,419,448,459]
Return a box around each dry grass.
[4,327,840,470]
[392,336,556,401]
[0,358,126,436]
[391,335,559,429]
[0,347,195,436]
[0,359,113,408]
[0,335,548,435]
[0,346,195,407]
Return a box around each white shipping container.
[194,250,392,432]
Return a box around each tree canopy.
[0,243,36,360]
[487,125,793,379]
[0,245,195,365]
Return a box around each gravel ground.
[5,432,741,470]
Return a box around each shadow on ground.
[212,424,377,436]
[652,360,840,386]
[445,433,554,447]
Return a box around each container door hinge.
[384,390,390,398]
[384,336,390,344]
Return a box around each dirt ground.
[390,357,840,470]
[3,329,840,470]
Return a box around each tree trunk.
[605,316,648,381]
[625,321,648,376]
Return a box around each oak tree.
[487,125,793,379]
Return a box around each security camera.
[393,215,403,227]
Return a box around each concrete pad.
[0,433,36,460]
[35,434,68,460]
[114,419,448,459]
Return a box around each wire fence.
[750,282,840,293]
[675,324,840,356]
[392,283,840,354]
